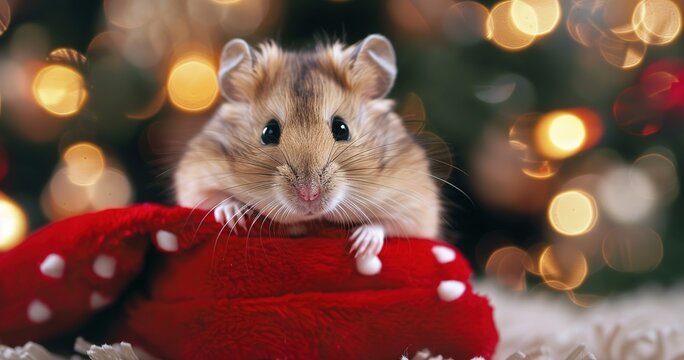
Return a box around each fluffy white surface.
[475,280,684,360]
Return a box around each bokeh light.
[487,1,537,51]
[602,227,664,272]
[0,194,28,251]
[613,86,663,136]
[486,246,533,291]
[539,245,588,290]
[597,35,647,69]
[63,142,106,186]
[32,64,88,117]
[511,0,561,36]
[535,111,587,160]
[566,290,601,308]
[509,113,561,179]
[548,190,598,236]
[87,168,133,210]
[598,166,656,224]
[633,151,679,204]
[0,0,10,37]
[47,48,87,70]
[641,69,681,110]
[103,0,155,29]
[443,1,490,45]
[166,55,219,112]
[632,0,682,45]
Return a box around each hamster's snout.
[295,183,320,202]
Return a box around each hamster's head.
[207,35,414,223]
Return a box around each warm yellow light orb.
[167,56,219,112]
[632,0,682,45]
[0,195,28,251]
[512,0,561,36]
[487,1,537,51]
[548,190,597,236]
[539,245,588,290]
[536,112,587,159]
[32,64,88,117]
[63,142,106,186]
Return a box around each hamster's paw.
[213,200,251,230]
[349,224,385,258]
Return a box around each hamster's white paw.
[213,200,250,230]
[349,224,385,258]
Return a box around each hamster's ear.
[349,34,397,99]
[219,39,255,102]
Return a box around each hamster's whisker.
[328,132,373,165]
[347,190,416,228]
[337,199,361,227]
[346,192,414,240]
[343,197,376,226]
[335,140,408,167]
[344,176,454,227]
[246,197,279,242]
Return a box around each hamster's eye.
[261,119,281,145]
[331,116,350,142]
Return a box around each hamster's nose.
[296,184,320,202]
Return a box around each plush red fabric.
[0,204,498,359]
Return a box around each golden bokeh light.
[566,290,601,308]
[167,55,219,112]
[47,48,87,70]
[63,142,106,186]
[0,0,10,37]
[443,1,490,44]
[486,246,533,291]
[602,227,663,273]
[548,190,598,236]
[32,64,88,117]
[87,168,134,210]
[535,112,587,159]
[0,194,27,251]
[509,113,561,179]
[539,245,588,290]
[598,35,648,69]
[520,158,560,179]
[511,0,561,36]
[632,0,682,45]
[487,1,537,51]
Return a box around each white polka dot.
[40,253,65,279]
[89,291,111,310]
[431,245,456,264]
[27,300,51,323]
[356,255,382,276]
[437,280,466,302]
[155,230,179,252]
[93,254,116,279]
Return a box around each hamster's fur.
[174,35,441,258]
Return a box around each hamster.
[174,34,441,258]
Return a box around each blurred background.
[0,0,683,306]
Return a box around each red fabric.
[0,204,498,359]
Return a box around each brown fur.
[174,38,441,238]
